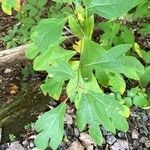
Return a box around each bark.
[0,44,29,67]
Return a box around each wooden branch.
[0,44,29,67]
[0,36,76,68]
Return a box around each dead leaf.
[9,84,19,94]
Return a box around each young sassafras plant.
[1,0,148,149]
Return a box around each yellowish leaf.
[1,0,20,15]
[119,105,131,118]
[15,0,20,12]
[73,40,82,53]
[134,43,143,58]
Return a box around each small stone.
[29,142,35,148]
[107,135,116,145]
[87,145,94,150]
[79,132,95,148]
[142,114,148,122]
[138,146,143,150]
[4,68,12,74]
[139,128,145,134]
[137,122,143,128]
[133,140,140,149]
[111,140,129,150]
[131,111,137,117]
[139,137,148,143]
[22,139,28,147]
[131,129,139,139]
[32,148,39,150]
[64,114,73,125]
[68,140,84,150]
[145,140,150,148]
[117,132,125,138]
[74,128,80,138]
[49,100,57,106]
[6,141,24,150]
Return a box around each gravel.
[107,135,116,145]
[131,129,139,139]
[145,140,150,148]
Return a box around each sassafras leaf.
[35,103,66,150]
[83,0,140,19]
[31,18,66,52]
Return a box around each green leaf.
[41,77,64,100]
[29,7,38,17]
[89,124,103,145]
[76,92,115,135]
[95,68,109,86]
[54,0,73,3]
[98,21,120,48]
[139,24,150,35]
[46,61,75,80]
[33,46,76,71]
[84,44,144,80]
[68,16,84,38]
[124,97,133,107]
[98,44,132,60]
[127,87,140,98]
[83,0,140,19]
[133,0,150,19]
[82,15,94,39]
[133,95,149,108]
[76,91,129,138]
[67,72,102,96]
[141,50,150,64]
[80,38,106,80]
[108,73,126,94]
[120,27,135,44]
[31,18,66,52]
[34,103,66,150]
[119,105,130,118]
[140,66,150,87]
[67,72,102,107]
[37,0,48,7]
[25,44,39,60]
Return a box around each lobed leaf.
[34,103,66,150]
[25,44,39,60]
[46,60,75,80]
[108,73,126,94]
[41,77,64,100]
[81,42,144,80]
[76,91,129,144]
[31,18,66,53]
[33,46,76,71]
[83,0,141,19]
